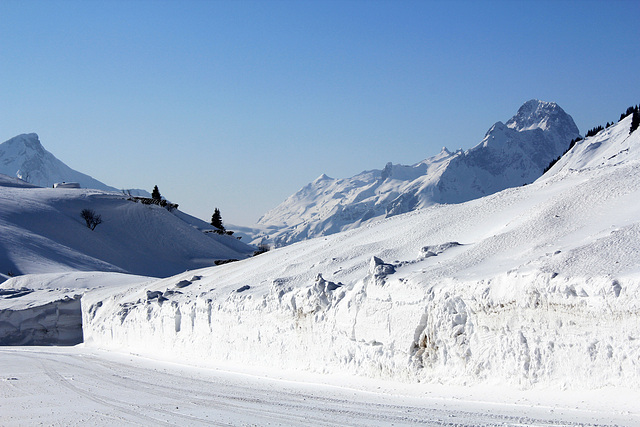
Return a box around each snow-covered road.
[1,347,636,426]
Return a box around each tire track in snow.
[0,348,627,426]
[4,350,222,426]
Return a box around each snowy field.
[1,346,637,426]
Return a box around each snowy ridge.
[81,117,640,389]
[546,113,639,174]
[0,133,149,196]
[0,172,38,188]
[256,100,580,247]
[0,184,254,279]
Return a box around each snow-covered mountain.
[257,100,580,246]
[66,113,640,389]
[2,106,639,393]
[0,133,119,190]
[0,182,254,279]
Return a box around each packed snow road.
[0,347,635,426]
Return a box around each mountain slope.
[0,133,119,190]
[436,99,580,203]
[0,183,254,279]
[546,112,638,174]
[81,116,640,388]
[256,100,580,246]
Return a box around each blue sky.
[1,0,638,225]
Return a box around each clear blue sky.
[1,0,638,225]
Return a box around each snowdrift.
[82,116,640,388]
[0,272,153,345]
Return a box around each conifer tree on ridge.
[152,185,162,201]
[211,208,225,233]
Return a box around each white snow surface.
[0,272,153,345]
[0,133,151,197]
[0,184,254,278]
[80,117,640,390]
[2,346,637,426]
[0,173,38,189]
[256,100,580,246]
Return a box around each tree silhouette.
[151,185,161,201]
[81,209,102,231]
[211,208,225,233]
[631,109,640,135]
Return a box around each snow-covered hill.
[78,114,640,389]
[256,100,580,246]
[0,183,254,279]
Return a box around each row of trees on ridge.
[544,103,640,175]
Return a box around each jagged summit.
[4,133,44,152]
[446,99,580,202]
[314,173,333,182]
[505,99,564,131]
[255,100,581,247]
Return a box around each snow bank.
[83,264,640,388]
[81,119,640,389]
[0,291,82,345]
[0,272,153,345]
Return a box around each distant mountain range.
[1,100,582,250]
[255,100,580,246]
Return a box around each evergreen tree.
[631,109,640,135]
[621,105,638,122]
[585,125,604,138]
[151,185,161,201]
[211,208,225,232]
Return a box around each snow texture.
[0,183,254,279]
[0,272,153,345]
[0,133,256,345]
[79,116,640,390]
[4,346,636,426]
[255,100,580,247]
[0,133,116,190]
[0,171,254,344]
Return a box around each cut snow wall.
[81,268,640,389]
[82,271,424,381]
[0,294,83,345]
